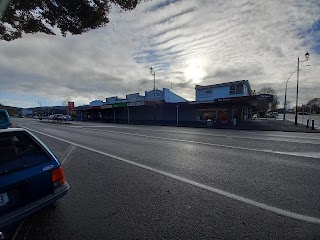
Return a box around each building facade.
[195,80,251,102]
[77,81,272,125]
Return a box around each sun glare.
[183,58,206,84]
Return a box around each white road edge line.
[21,125,320,224]
[65,127,320,160]
[12,220,25,240]
[69,124,320,141]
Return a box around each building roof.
[195,80,251,93]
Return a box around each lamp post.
[150,67,156,101]
[283,64,311,121]
[150,67,156,121]
[294,52,310,125]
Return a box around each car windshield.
[0,131,51,175]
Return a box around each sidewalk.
[64,118,320,133]
[207,119,320,133]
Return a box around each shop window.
[236,84,243,94]
[229,85,236,95]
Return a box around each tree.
[307,98,320,114]
[0,0,141,41]
[61,97,70,106]
[258,87,279,110]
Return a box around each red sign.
[68,102,75,115]
[68,102,75,108]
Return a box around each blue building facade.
[195,80,251,102]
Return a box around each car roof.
[0,128,27,133]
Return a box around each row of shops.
[74,94,272,125]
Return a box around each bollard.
[306,119,309,128]
[312,120,315,130]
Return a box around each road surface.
[3,118,320,239]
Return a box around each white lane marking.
[63,127,320,161]
[23,225,32,240]
[61,145,76,164]
[21,125,320,225]
[69,124,320,143]
[12,220,25,240]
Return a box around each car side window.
[0,112,7,122]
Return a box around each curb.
[39,120,71,125]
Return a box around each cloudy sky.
[0,0,319,108]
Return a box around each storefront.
[75,94,272,125]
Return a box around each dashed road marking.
[61,145,76,164]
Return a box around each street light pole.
[283,78,289,121]
[294,52,309,125]
[284,64,311,121]
[150,67,156,100]
[150,67,156,121]
[294,57,300,125]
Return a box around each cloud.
[0,0,320,108]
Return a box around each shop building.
[76,80,272,125]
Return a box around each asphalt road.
[3,118,320,239]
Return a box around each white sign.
[127,101,145,107]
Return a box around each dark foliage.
[0,0,140,41]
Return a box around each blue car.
[0,109,12,129]
[0,128,69,230]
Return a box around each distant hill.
[0,104,22,116]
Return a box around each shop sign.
[127,101,145,107]
[101,104,112,109]
[256,94,273,101]
[112,103,127,108]
[215,98,231,102]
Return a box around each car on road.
[0,110,12,129]
[0,128,69,230]
[48,114,67,121]
[252,113,258,120]
[266,111,278,118]
[55,114,67,121]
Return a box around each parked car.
[54,114,67,121]
[0,128,69,229]
[252,113,258,120]
[298,112,310,115]
[0,109,12,129]
[48,114,66,121]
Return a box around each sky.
[0,0,320,108]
